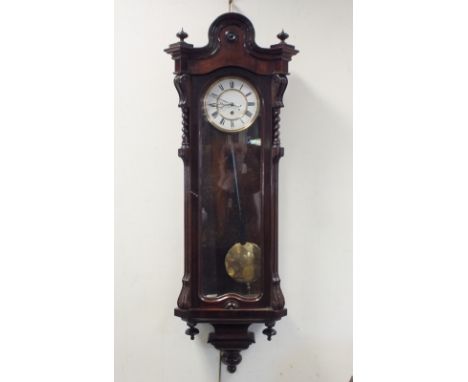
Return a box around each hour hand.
[208,100,230,108]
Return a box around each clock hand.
[220,98,241,108]
[208,99,233,108]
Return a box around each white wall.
[115,0,352,381]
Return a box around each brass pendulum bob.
[224,136,261,288]
[225,241,261,286]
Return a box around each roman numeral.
[240,83,244,90]
[247,102,255,106]
[211,111,218,118]
[245,110,252,118]
[210,92,218,98]
[245,92,252,97]
[218,83,224,91]
[230,120,235,128]
[220,118,225,125]
[229,81,234,89]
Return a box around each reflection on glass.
[199,116,263,299]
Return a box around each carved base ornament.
[165,12,298,372]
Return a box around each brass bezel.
[203,76,260,133]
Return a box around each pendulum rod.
[228,135,246,244]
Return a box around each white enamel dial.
[203,76,260,133]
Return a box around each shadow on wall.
[278,74,352,382]
[284,74,350,159]
[280,72,352,276]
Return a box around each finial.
[277,29,289,43]
[176,28,188,42]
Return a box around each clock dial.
[204,77,260,132]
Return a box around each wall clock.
[165,12,298,373]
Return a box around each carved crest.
[165,13,298,75]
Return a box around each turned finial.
[176,28,188,42]
[277,29,289,43]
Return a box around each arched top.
[165,13,298,75]
[206,12,256,50]
[208,12,255,40]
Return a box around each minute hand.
[219,98,241,107]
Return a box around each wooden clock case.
[165,12,298,373]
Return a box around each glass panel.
[199,116,263,299]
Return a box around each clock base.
[175,308,287,372]
[208,324,254,373]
